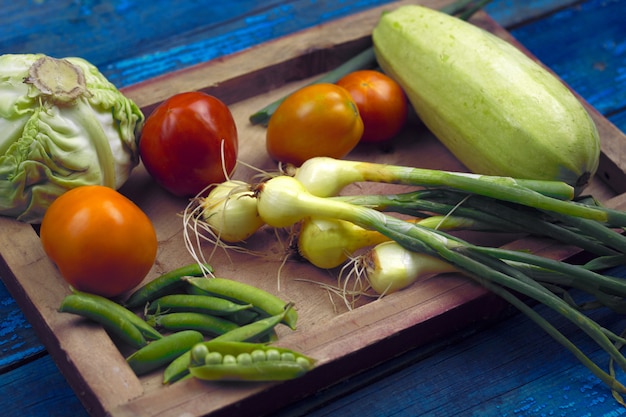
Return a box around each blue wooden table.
[2,0,626,415]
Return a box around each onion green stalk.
[290,157,576,200]
[254,175,626,395]
[291,157,626,224]
[336,189,622,257]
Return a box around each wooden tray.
[2,1,626,416]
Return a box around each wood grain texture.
[2,0,626,416]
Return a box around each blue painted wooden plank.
[506,0,626,117]
[1,0,397,88]
[484,0,579,27]
[276,273,626,416]
[610,111,626,133]
[4,0,593,89]
[0,354,88,417]
[1,0,625,415]
[0,280,44,372]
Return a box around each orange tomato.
[266,83,364,166]
[40,186,158,298]
[336,70,408,143]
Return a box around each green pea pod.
[125,263,213,309]
[223,308,261,326]
[188,340,316,381]
[59,293,148,349]
[148,312,239,337]
[127,330,204,376]
[191,361,311,381]
[183,277,298,330]
[212,302,295,343]
[161,304,292,385]
[163,350,195,384]
[147,294,253,316]
[61,291,162,341]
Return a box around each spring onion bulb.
[298,215,496,270]
[360,241,458,295]
[297,217,389,269]
[196,180,264,243]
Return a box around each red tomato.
[336,70,408,143]
[139,92,238,197]
[266,83,363,166]
[40,185,158,298]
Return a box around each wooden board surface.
[1,1,625,416]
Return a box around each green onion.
[336,188,622,257]
[291,157,576,200]
[356,240,457,295]
[298,214,495,270]
[195,180,264,243]
[254,174,626,396]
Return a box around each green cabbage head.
[0,54,144,223]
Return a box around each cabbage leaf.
[0,54,144,223]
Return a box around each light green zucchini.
[372,5,600,194]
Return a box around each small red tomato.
[266,83,363,166]
[139,92,238,197]
[336,70,408,143]
[40,185,158,298]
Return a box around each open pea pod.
[188,340,316,381]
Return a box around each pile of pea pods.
[58,262,316,383]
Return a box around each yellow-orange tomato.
[336,70,408,143]
[266,83,364,166]
[40,186,158,298]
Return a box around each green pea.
[251,349,266,362]
[205,351,223,365]
[125,263,213,309]
[266,349,281,362]
[190,343,209,366]
[189,361,312,381]
[127,330,204,376]
[164,340,316,384]
[222,354,237,365]
[296,357,312,369]
[183,277,298,330]
[237,353,253,366]
[205,351,222,365]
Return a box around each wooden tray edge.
[2,1,626,416]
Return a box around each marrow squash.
[372,5,600,194]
